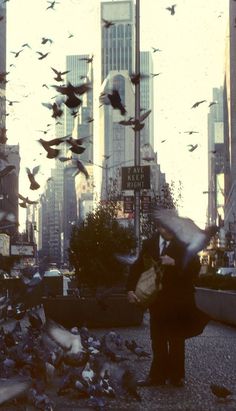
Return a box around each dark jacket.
[126,233,207,338]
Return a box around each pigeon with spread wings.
[26,166,40,190]
[151,208,217,268]
[51,67,70,82]
[18,194,38,208]
[52,81,91,109]
[71,159,89,179]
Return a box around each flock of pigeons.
[0,0,220,214]
[0,309,152,409]
[0,306,234,410]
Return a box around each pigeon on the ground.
[210,383,233,399]
[0,377,31,405]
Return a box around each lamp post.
[89,159,133,199]
[134,0,141,253]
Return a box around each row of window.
[103,24,132,39]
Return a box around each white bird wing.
[151,208,202,245]
[140,109,151,122]
[18,193,26,201]
[45,319,83,353]
[42,102,52,109]
[32,165,40,176]
[0,378,30,405]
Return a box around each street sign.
[123,196,134,213]
[121,166,150,190]
[141,195,151,212]
[11,243,36,256]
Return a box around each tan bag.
[135,264,163,307]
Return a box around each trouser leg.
[168,337,185,381]
[149,312,168,381]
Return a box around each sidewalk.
[2,310,236,410]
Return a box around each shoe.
[137,377,166,387]
[169,378,185,387]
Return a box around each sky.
[5,0,228,228]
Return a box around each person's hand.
[160,255,175,266]
[127,290,140,304]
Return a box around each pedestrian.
[127,224,209,387]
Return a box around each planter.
[195,287,236,326]
[42,295,144,328]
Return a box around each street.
[1,310,236,410]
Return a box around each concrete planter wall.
[195,287,236,326]
[42,295,144,328]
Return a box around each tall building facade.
[101,0,134,82]
[0,145,20,237]
[38,54,93,265]
[224,1,236,247]
[207,87,224,226]
[100,2,155,201]
[140,51,154,147]
[0,2,6,133]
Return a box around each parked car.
[216,267,236,276]
[44,269,62,277]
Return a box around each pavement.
[2,309,236,411]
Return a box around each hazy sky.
[5,0,228,228]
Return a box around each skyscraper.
[0,145,20,236]
[207,87,224,227]
[99,0,156,212]
[38,54,93,264]
[101,0,134,82]
[140,51,154,147]
[224,1,236,246]
[0,2,6,133]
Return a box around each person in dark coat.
[127,226,208,387]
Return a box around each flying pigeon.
[130,72,149,85]
[26,166,40,190]
[10,49,23,58]
[41,37,53,45]
[184,131,199,135]
[187,144,198,152]
[191,100,206,108]
[52,81,91,109]
[46,1,60,10]
[71,159,89,179]
[36,51,50,60]
[18,194,38,208]
[102,18,115,28]
[38,138,61,159]
[51,67,70,82]
[45,319,88,366]
[42,101,63,119]
[66,138,86,155]
[152,47,162,52]
[79,55,94,64]
[119,109,151,130]
[0,165,15,178]
[166,4,176,15]
[100,89,126,115]
[151,207,218,268]
[209,101,217,107]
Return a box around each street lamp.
[134,0,141,253]
[88,159,133,198]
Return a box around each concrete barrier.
[195,287,236,327]
[42,295,144,328]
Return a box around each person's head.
[157,225,174,241]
